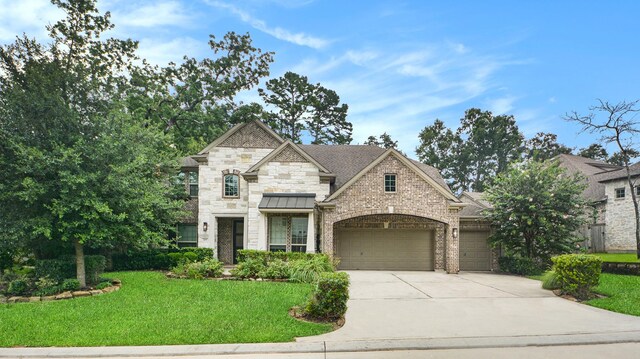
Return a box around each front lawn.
[587,273,640,316]
[0,271,331,347]
[593,253,640,263]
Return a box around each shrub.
[237,249,319,264]
[35,276,59,289]
[289,256,334,283]
[62,278,81,291]
[110,248,214,271]
[34,255,106,284]
[304,272,350,320]
[230,258,265,279]
[182,252,198,263]
[95,281,112,290]
[552,254,602,300]
[541,270,561,290]
[498,256,547,276]
[7,279,29,296]
[167,252,185,267]
[259,259,290,279]
[34,285,62,296]
[177,248,213,261]
[172,259,224,279]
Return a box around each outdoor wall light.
[452,228,458,239]
[203,222,208,232]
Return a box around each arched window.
[224,174,239,197]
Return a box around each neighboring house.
[176,120,498,273]
[596,162,640,252]
[555,154,638,252]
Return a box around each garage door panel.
[459,230,491,271]
[336,228,434,270]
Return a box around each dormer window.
[224,174,239,197]
[384,174,397,193]
[615,187,625,199]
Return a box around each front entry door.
[232,219,244,264]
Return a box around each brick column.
[434,223,445,270]
[445,222,460,274]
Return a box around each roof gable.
[245,141,332,174]
[325,149,459,202]
[198,120,284,154]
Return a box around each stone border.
[166,272,288,282]
[0,279,121,304]
[602,261,640,275]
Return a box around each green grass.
[593,253,640,263]
[0,271,331,347]
[587,273,640,316]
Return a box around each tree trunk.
[74,239,86,288]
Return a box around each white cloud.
[487,96,518,115]
[205,0,330,49]
[114,1,192,28]
[0,0,63,41]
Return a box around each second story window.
[384,174,397,193]
[224,174,239,197]
[615,187,625,199]
[189,172,198,197]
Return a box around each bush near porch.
[0,271,331,347]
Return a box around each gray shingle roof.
[258,193,316,210]
[299,145,451,194]
[181,156,199,168]
[555,154,622,202]
[458,192,491,217]
[597,162,640,183]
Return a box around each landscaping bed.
[0,271,331,347]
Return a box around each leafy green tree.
[577,143,609,161]
[485,160,587,261]
[128,32,274,155]
[259,71,352,144]
[0,0,183,286]
[416,109,524,193]
[364,132,400,150]
[525,132,573,161]
[566,99,640,258]
[609,149,640,166]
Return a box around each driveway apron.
[298,271,640,342]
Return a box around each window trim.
[188,171,199,197]
[384,173,397,193]
[223,174,240,198]
[615,187,626,199]
[176,223,198,248]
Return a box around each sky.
[1,0,639,158]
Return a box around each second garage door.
[335,228,434,270]
[459,230,492,271]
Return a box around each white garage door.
[335,228,434,270]
[459,230,492,271]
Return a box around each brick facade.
[321,154,461,273]
[604,179,638,251]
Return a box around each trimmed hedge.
[34,255,106,285]
[305,272,350,319]
[110,248,214,271]
[552,254,602,300]
[498,256,548,276]
[237,249,319,263]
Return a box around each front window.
[384,174,397,193]
[636,186,640,196]
[177,224,197,248]
[269,217,287,252]
[224,174,239,197]
[189,172,198,197]
[268,215,308,252]
[615,187,625,199]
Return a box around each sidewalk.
[2,331,640,358]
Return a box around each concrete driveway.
[298,271,640,344]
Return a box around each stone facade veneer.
[604,179,638,251]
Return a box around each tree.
[609,149,640,166]
[525,132,573,161]
[565,99,640,258]
[259,71,352,144]
[128,32,274,155]
[364,132,400,150]
[577,143,609,161]
[0,0,183,286]
[485,160,587,261]
[416,109,524,193]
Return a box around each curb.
[2,331,640,357]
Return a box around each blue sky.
[1,0,639,158]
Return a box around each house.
[177,120,498,273]
[555,154,638,252]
